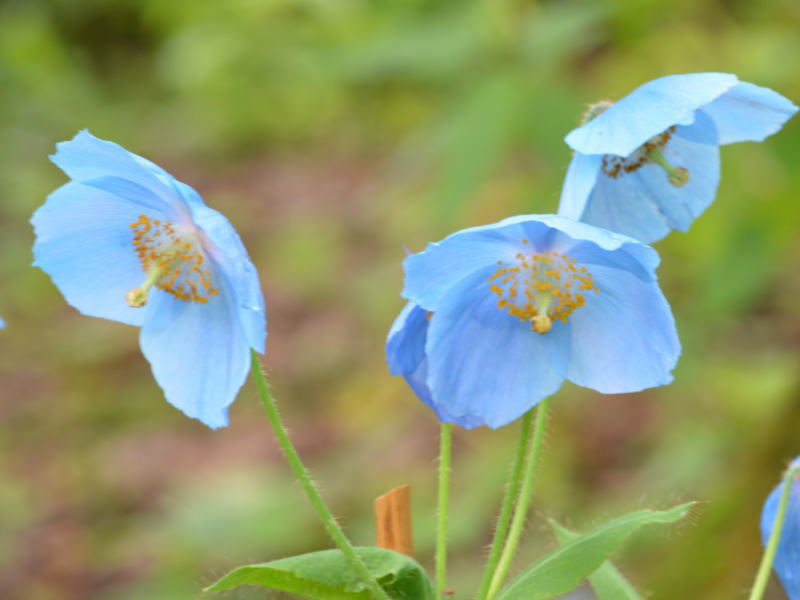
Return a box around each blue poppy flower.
[32,130,266,428]
[387,215,679,429]
[761,458,800,599]
[559,73,798,243]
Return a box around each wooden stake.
[374,484,413,556]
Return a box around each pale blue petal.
[580,170,671,244]
[565,265,679,393]
[520,214,647,254]
[139,273,250,428]
[384,303,437,419]
[702,81,798,145]
[386,302,428,376]
[51,130,191,221]
[402,221,528,311]
[761,474,800,600]
[31,182,161,326]
[403,214,646,311]
[192,204,266,353]
[558,153,602,221]
[672,108,720,145]
[0,315,5,329]
[75,175,184,217]
[565,239,657,283]
[385,303,478,425]
[424,268,565,429]
[565,73,738,156]
[579,119,721,244]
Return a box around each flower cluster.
[24,71,800,600]
[31,75,797,448]
[387,72,796,429]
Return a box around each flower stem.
[475,409,535,600]
[250,351,391,600]
[748,465,800,600]
[487,397,552,599]
[437,423,453,598]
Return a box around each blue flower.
[32,131,266,428]
[559,73,797,243]
[761,458,800,599]
[387,215,679,429]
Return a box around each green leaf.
[550,520,643,600]
[204,546,434,600]
[495,502,696,600]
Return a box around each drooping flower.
[559,73,798,243]
[761,458,800,600]
[387,215,679,429]
[32,131,266,428]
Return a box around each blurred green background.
[1,0,799,598]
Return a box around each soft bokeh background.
[1,0,799,598]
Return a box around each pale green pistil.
[126,261,170,308]
[648,146,690,187]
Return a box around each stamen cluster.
[130,214,218,303]
[601,125,677,179]
[488,246,598,333]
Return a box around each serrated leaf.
[550,520,643,600]
[204,546,434,600]
[495,502,696,600]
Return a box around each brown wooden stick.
[374,484,413,556]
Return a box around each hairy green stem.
[250,351,391,600]
[748,465,800,600]
[475,409,535,600]
[487,397,552,599]
[437,423,453,598]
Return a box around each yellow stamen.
[488,249,598,334]
[126,214,218,307]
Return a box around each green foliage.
[205,547,434,600]
[495,503,696,600]
[1,1,799,599]
[550,520,643,600]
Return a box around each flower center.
[126,214,218,307]
[600,126,689,187]
[488,247,598,334]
